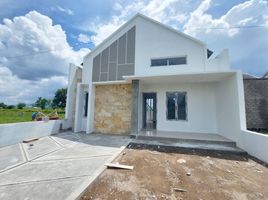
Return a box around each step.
[130,134,237,148]
[128,139,247,156]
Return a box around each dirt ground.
[81,148,268,200]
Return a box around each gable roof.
[84,13,206,59]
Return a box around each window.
[84,92,88,117]
[166,92,187,120]
[151,56,187,67]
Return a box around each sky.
[0,0,267,104]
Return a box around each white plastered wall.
[215,72,246,145]
[139,82,218,134]
[215,71,268,163]
[135,17,207,76]
[74,83,89,132]
[65,64,82,130]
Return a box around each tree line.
[0,88,67,110]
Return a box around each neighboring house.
[65,14,246,144]
[243,73,268,130]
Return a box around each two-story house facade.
[65,14,246,144]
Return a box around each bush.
[6,105,15,109]
[0,102,7,108]
[17,103,26,109]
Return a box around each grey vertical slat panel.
[100,47,109,72]
[109,41,117,63]
[92,54,100,82]
[127,26,135,64]
[100,72,108,81]
[117,64,134,80]
[118,34,126,64]
[108,63,116,81]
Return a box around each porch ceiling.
[124,71,236,84]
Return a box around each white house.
[65,13,248,146]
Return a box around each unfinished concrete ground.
[0,132,130,200]
[81,148,268,200]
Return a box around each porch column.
[131,80,139,134]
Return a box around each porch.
[125,71,245,145]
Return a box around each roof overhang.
[123,71,236,84]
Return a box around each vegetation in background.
[0,88,67,124]
[0,108,65,124]
[34,97,49,109]
[52,88,67,108]
[17,102,26,109]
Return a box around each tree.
[52,88,67,109]
[34,97,48,109]
[17,102,26,109]
[0,102,7,108]
[6,105,15,109]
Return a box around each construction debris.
[105,163,134,170]
[23,138,39,143]
[173,188,187,192]
[177,159,186,164]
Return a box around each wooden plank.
[22,138,39,143]
[173,188,187,192]
[104,163,134,170]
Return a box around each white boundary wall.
[214,71,268,163]
[240,130,268,163]
[0,120,63,147]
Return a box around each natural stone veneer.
[94,84,132,134]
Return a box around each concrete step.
[130,134,237,148]
[129,138,247,156]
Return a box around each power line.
[1,43,91,60]
[187,25,267,30]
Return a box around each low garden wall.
[240,130,268,164]
[0,120,64,147]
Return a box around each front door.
[143,93,157,129]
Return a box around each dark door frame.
[142,92,157,129]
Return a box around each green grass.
[0,108,65,124]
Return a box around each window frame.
[84,92,89,117]
[150,56,187,67]
[166,91,188,121]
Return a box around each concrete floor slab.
[0,144,26,172]
[0,156,110,186]
[36,144,120,161]
[22,137,61,160]
[0,177,88,200]
[0,132,130,200]
[138,130,231,142]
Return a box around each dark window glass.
[168,57,187,65]
[177,93,186,120]
[84,92,88,117]
[167,93,176,120]
[151,57,187,67]
[166,92,187,120]
[151,58,168,66]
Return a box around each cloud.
[0,65,67,104]
[77,33,91,43]
[87,0,188,46]
[53,6,74,15]
[184,0,268,36]
[183,0,268,76]
[0,11,90,104]
[0,10,89,80]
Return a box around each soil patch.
[81,148,268,200]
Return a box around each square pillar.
[131,80,139,134]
